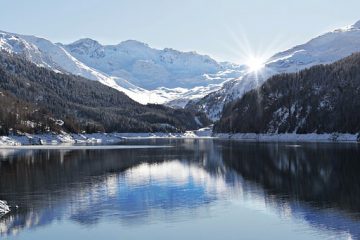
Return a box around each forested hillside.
[215,53,360,134]
[0,90,63,135]
[0,51,209,134]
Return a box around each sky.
[1,0,360,63]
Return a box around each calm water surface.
[0,139,359,239]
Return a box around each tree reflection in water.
[0,140,359,238]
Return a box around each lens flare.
[246,56,265,72]
[221,23,289,69]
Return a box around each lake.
[0,139,359,239]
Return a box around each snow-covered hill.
[190,20,360,120]
[0,30,241,106]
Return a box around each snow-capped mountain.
[0,30,157,104]
[190,20,360,120]
[63,39,228,89]
[62,38,244,106]
[0,30,241,106]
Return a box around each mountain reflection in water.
[0,139,359,239]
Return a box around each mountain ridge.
[62,37,227,89]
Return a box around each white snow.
[62,39,244,106]
[194,127,213,137]
[63,39,225,89]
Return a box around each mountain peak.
[118,40,149,48]
[69,38,102,48]
[65,38,104,57]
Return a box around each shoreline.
[214,133,360,143]
[0,130,359,146]
[0,130,213,146]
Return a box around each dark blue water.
[0,139,359,239]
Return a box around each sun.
[246,57,265,72]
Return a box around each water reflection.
[0,140,359,239]
[221,142,360,213]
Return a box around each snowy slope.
[62,38,244,105]
[192,20,360,120]
[0,31,111,82]
[63,39,229,89]
[268,20,360,72]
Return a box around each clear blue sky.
[1,0,360,63]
